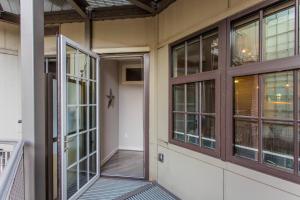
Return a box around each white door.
[57,35,100,200]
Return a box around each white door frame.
[58,35,100,200]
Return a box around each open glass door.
[57,35,100,200]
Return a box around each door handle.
[64,136,69,152]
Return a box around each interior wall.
[0,21,21,140]
[100,59,119,165]
[118,61,144,151]
[156,0,300,200]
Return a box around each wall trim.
[93,47,150,54]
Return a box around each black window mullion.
[294,71,299,175]
[296,0,299,55]
[200,35,203,73]
[199,82,202,147]
[259,10,264,62]
[184,84,187,143]
[185,42,188,76]
[258,74,263,163]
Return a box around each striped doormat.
[78,178,180,200]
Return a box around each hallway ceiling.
[0,0,175,24]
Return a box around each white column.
[20,0,46,199]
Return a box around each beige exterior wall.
[1,0,300,198]
[156,0,300,200]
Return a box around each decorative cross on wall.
[106,88,115,108]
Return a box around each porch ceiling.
[0,0,176,24]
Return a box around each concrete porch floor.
[78,178,179,200]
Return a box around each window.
[233,71,296,172]
[170,26,221,157]
[172,29,219,77]
[231,0,296,66]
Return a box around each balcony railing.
[0,140,24,200]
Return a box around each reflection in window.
[263,7,295,61]
[187,39,200,74]
[234,76,259,116]
[173,45,185,77]
[263,123,294,171]
[173,85,185,111]
[263,71,293,119]
[233,70,296,171]
[202,31,219,72]
[172,81,216,149]
[234,119,258,160]
[232,19,259,66]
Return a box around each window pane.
[201,80,215,113]
[79,159,88,187]
[89,130,97,154]
[66,46,77,76]
[89,81,96,105]
[67,165,78,199]
[173,45,185,77]
[234,75,259,116]
[263,7,295,61]
[173,85,185,111]
[263,122,294,172]
[187,83,198,112]
[201,115,216,149]
[80,106,87,132]
[186,114,199,145]
[67,136,77,166]
[173,113,185,142]
[232,20,259,66]
[67,77,77,105]
[67,107,77,135]
[89,154,97,179]
[89,57,96,80]
[78,51,88,78]
[202,31,219,71]
[89,106,97,129]
[79,80,87,105]
[263,71,293,119]
[234,119,258,160]
[79,133,87,159]
[187,40,200,74]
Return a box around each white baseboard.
[118,146,143,152]
[101,148,118,166]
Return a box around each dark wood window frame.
[169,21,227,158]
[169,0,300,184]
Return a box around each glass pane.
[90,57,96,80]
[173,113,185,142]
[234,75,259,116]
[173,45,185,77]
[79,133,87,159]
[202,31,219,71]
[263,122,294,172]
[186,114,199,145]
[89,81,97,105]
[126,68,143,81]
[89,153,97,179]
[263,7,295,61]
[232,20,259,66]
[89,130,97,153]
[79,107,87,132]
[234,119,258,160]
[66,46,77,76]
[187,40,200,74]
[67,165,78,199]
[187,83,198,112]
[89,106,97,129]
[67,77,77,105]
[173,85,185,112]
[78,51,88,78]
[79,159,88,188]
[67,107,77,135]
[201,80,215,113]
[201,115,216,149]
[263,71,293,119]
[67,136,77,166]
[79,80,87,105]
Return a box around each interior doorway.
[99,54,149,180]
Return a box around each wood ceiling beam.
[157,0,176,13]
[66,0,89,18]
[0,11,19,24]
[128,0,155,14]
[92,5,154,21]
